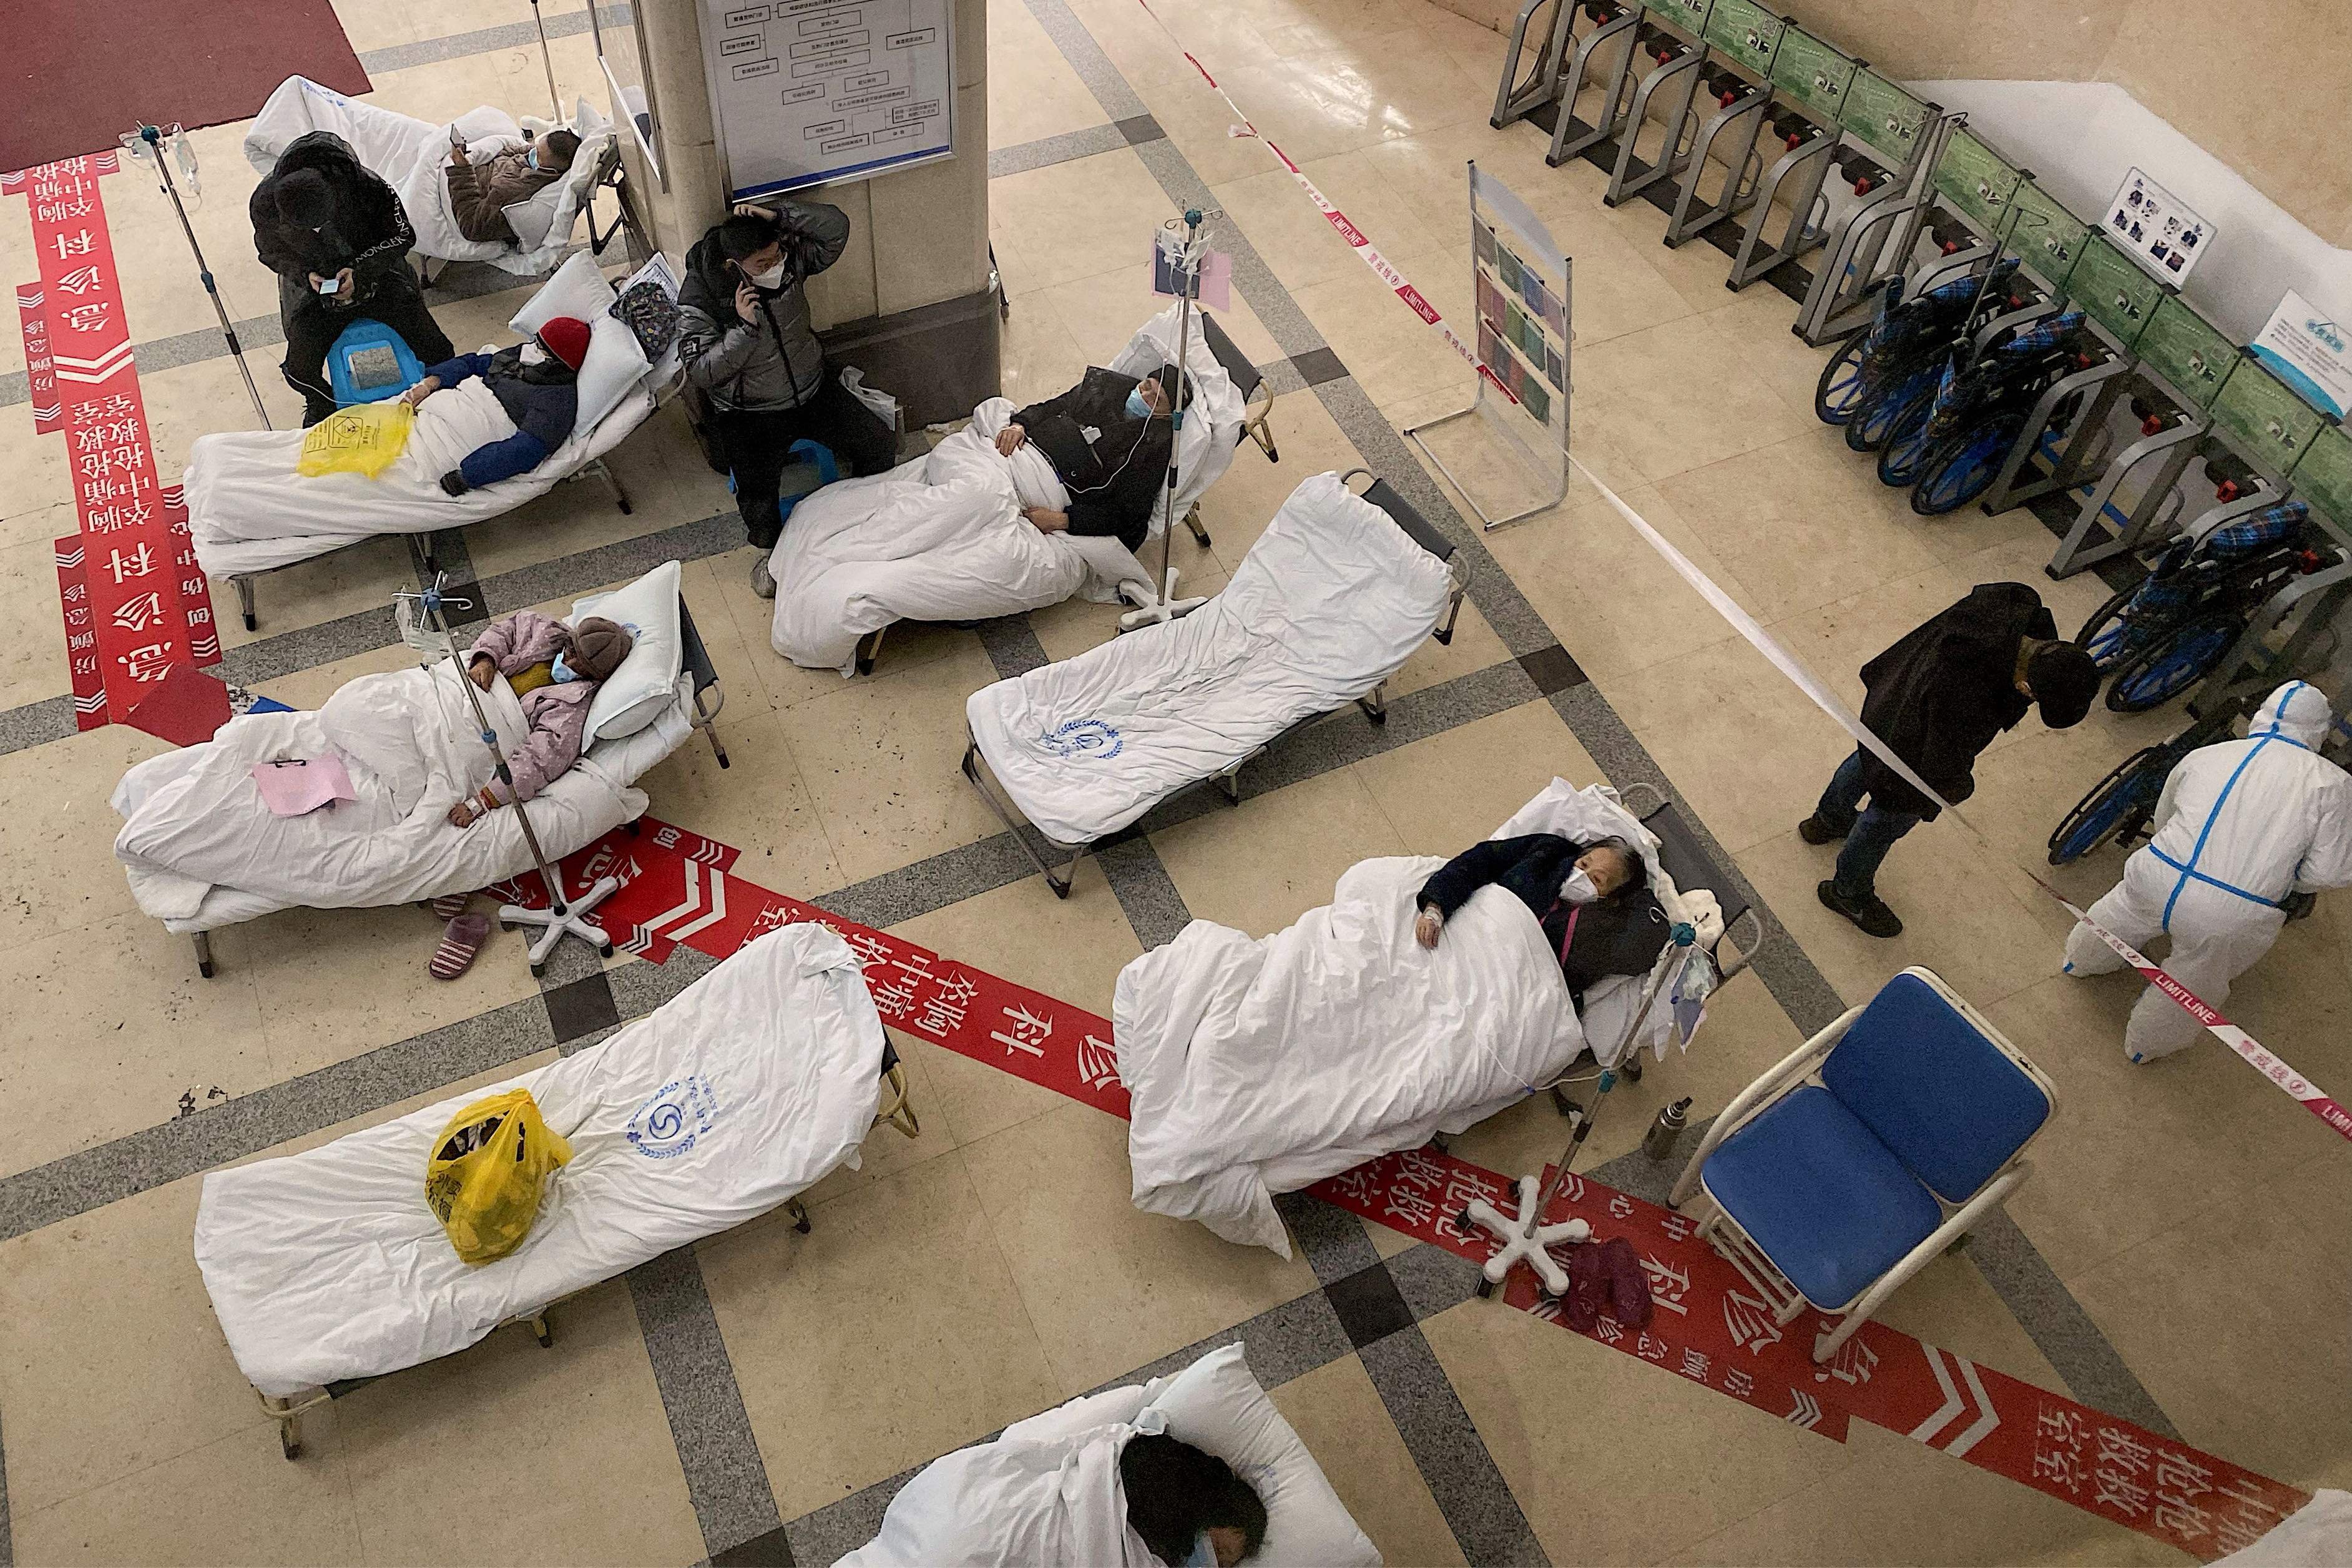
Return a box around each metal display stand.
[1406,162,1572,531]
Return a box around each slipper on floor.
[429,914,491,981]
[429,892,473,921]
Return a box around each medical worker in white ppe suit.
[2064,681,2352,1062]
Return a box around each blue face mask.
[526,147,541,172]
[1182,1534,1217,1568]
[551,652,577,684]
[1125,385,1154,420]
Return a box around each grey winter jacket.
[675,200,851,413]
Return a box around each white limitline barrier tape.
[1125,0,2352,1141]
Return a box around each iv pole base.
[1461,1174,1592,1296]
[499,875,620,973]
[1117,565,1211,632]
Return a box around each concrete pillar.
[627,0,999,421]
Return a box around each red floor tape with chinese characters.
[499,820,2303,1560]
[9,154,220,733]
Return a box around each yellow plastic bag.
[424,1089,572,1266]
[296,400,414,479]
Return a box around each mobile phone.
[316,274,340,295]
[449,124,466,150]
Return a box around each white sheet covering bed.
[194,924,885,1396]
[110,659,690,933]
[768,398,1154,674]
[186,376,655,577]
[243,76,614,273]
[968,471,1453,847]
[1112,785,1706,1256]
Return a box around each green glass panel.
[1768,28,1853,119]
[1701,0,1782,77]
[2288,423,2352,531]
[1644,0,1712,37]
[1837,71,1928,164]
[2062,236,2160,350]
[2003,180,2090,290]
[2211,358,2329,471]
[2135,296,2233,411]
[1930,128,2022,235]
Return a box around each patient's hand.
[447,800,479,828]
[467,654,496,690]
[994,424,1026,456]
[1414,908,1444,949]
[403,375,442,406]
[1022,506,1069,533]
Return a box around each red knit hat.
[536,316,592,371]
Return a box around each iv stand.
[129,123,272,429]
[399,577,619,973]
[1119,208,1213,632]
[527,0,565,119]
[1459,921,1697,1297]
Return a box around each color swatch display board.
[1414,162,1572,529]
[700,0,954,198]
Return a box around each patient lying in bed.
[1414,834,1670,1011]
[445,610,632,828]
[406,317,592,497]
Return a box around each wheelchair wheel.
[1846,361,1941,453]
[2075,580,2140,673]
[2049,743,2170,865]
[1814,331,1868,426]
[1910,414,2024,516]
[1874,390,1943,488]
[2106,611,2241,713]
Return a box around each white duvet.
[194,924,886,1396]
[186,376,655,577]
[110,658,683,931]
[768,399,1153,674]
[841,1414,1152,1567]
[243,76,612,273]
[968,471,1453,847]
[1115,783,1708,1256]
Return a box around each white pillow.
[570,313,652,438]
[510,249,616,338]
[571,559,684,740]
[501,191,559,251]
[1138,1345,1380,1567]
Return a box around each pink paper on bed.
[251,755,355,816]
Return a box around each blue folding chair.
[1667,967,2056,1362]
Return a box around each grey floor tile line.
[1965,1210,2180,1438]
[626,1247,787,1559]
[1361,1327,1552,1567]
[987,123,1129,180]
[356,3,634,74]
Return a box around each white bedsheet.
[768,399,1151,675]
[243,76,612,273]
[110,659,689,932]
[187,376,655,577]
[968,471,1453,846]
[1111,783,1715,1255]
[841,1414,1151,1567]
[194,924,885,1396]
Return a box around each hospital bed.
[189,924,920,1458]
[243,77,621,277]
[187,252,672,629]
[961,469,1469,896]
[109,561,728,978]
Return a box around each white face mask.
[517,341,548,366]
[1559,868,1600,905]
[747,261,787,290]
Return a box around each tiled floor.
[1,0,2346,1564]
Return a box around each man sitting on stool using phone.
[250,131,455,426]
[678,200,899,597]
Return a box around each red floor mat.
[4,0,369,173]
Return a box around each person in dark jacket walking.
[994,364,1190,551]
[1414,834,1670,1007]
[250,131,454,426]
[677,202,898,594]
[402,315,590,494]
[1801,581,2101,938]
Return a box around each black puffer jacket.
[249,132,414,287]
[676,200,851,413]
[1418,833,1670,1003]
[1011,366,1176,550]
[1856,581,2054,818]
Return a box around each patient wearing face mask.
[404,316,592,496]
[446,612,634,828]
[992,363,1193,549]
[1414,833,1670,1007]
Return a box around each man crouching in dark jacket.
[401,316,591,494]
[251,131,454,425]
[677,202,899,595]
